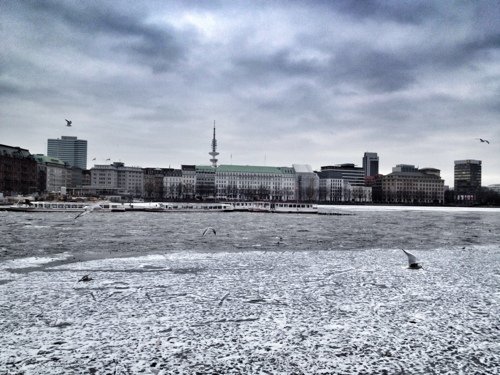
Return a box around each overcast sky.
[1,1,499,187]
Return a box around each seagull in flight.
[202,227,217,236]
[65,119,72,127]
[476,138,490,144]
[74,204,101,219]
[402,249,422,269]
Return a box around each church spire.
[209,120,219,168]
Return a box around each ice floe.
[1,248,499,374]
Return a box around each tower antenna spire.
[209,120,219,168]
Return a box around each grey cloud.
[232,45,415,93]
[22,0,190,73]
[463,34,500,56]
[0,81,21,97]
[330,48,415,92]
[233,50,323,79]
[1,1,499,184]
[419,34,500,71]
[319,0,436,24]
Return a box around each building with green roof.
[161,163,317,201]
[211,164,296,201]
[33,154,66,167]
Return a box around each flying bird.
[65,119,72,127]
[74,204,101,219]
[202,227,217,236]
[476,138,490,144]
[78,275,93,282]
[402,249,422,269]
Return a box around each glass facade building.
[454,160,481,200]
[47,136,87,170]
[362,152,379,177]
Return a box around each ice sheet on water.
[0,254,71,270]
[1,210,499,373]
[1,246,499,374]
[322,204,500,213]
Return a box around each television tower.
[209,121,219,168]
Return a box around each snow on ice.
[1,248,499,374]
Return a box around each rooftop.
[216,165,295,174]
[0,144,32,158]
[33,154,66,166]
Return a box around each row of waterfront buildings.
[0,133,494,204]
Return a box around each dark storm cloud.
[21,0,189,72]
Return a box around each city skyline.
[1,1,499,186]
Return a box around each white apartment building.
[163,169,183,199]
[91,162,144,196]
[46,163,70,193]
[181,165,196,199]
[33,154,71,193]
[214,165,296,201]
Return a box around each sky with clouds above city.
[1,0,499,187]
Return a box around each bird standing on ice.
[402,249,422,269]
[78,275,93,282]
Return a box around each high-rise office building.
[363,152,379,177]
[47,136,87,169]
[454,160,481,200]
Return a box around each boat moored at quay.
[6,201,126,212]
[124,202,235,212]
[4,200,320,214]
[232,201,318,214]
[272,202,318,213]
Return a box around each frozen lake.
[1,207,499,374]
